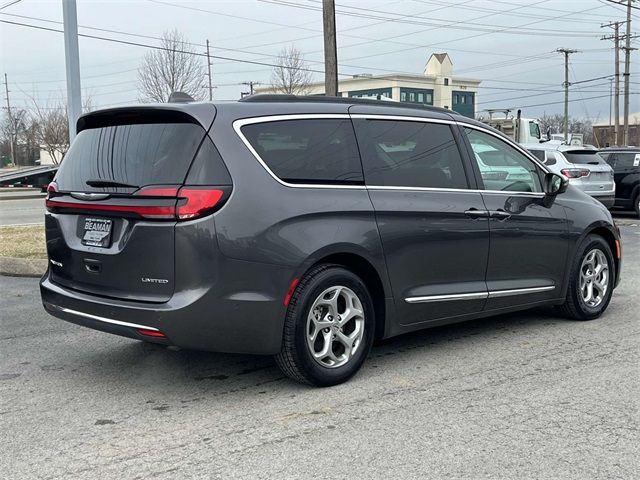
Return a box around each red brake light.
[135,186,179,197]
[176,187,224,220]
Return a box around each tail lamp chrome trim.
[47,304,160,332]
[405,285,555,304]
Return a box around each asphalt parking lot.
[1,221,638,479]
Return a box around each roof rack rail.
[238,94,452,114]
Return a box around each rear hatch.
[560,149,615,194]
[45,107,230,302]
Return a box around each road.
[0,196,45,226]
[1,225,638,479]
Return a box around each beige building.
[257,53,481,118]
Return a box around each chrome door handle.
[489,210,511,220]
[464,208,489,218]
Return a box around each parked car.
[598,147,640,217]
[41,96,622,386]
[522,143,615,208]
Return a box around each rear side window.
[528,149,545,163]
[614,152,640,169]
[56,122,205,192]
[241,119,363,185]
[353,119,468,189]
[563,150,607,165]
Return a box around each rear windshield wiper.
[85,179,139,188]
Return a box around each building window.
[409,92,415,102]
[400,92,406,101]
[444,78,449,86]
[453,94,458,105]
[417,93,424,103]
[426,93,433,104]
[460,95,466,104]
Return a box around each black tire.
[634,192,640,219]
[556,234,615,321]
[275,264,375,387]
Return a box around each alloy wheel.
[306,286,365,368]
[579,248,609,308]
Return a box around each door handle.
[489,209,511,220]
[464,208,490,219]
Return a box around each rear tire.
[556,235,615,320]
[634,193,640,218]
[275,264,375,387]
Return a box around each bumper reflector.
[137,328,166,338]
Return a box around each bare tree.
[137,29,206,102]
[270,45,313,95]
[30,102,69,165]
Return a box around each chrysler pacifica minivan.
[41,96,621,386]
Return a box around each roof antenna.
[168,92,195,103]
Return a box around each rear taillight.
[561,168,590,179]
[46,181,58,194]
[176,187,225,220]
[46,185,228,220]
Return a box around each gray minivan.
[41,96,621,386]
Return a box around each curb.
[0,193,46,201]
[0,257,47,278]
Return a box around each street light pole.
[62,0,81,142]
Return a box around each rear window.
[614,152,640,168]
[562,150,607,165]
[241,119,363,185]
[55,122,205,192]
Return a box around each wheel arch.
[299,248,391,341]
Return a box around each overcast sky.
[1,0,638,122]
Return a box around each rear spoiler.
[76,104,216,134]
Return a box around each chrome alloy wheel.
[306,286,365,368]
[579,248,609,308]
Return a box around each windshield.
[529,122,541,139]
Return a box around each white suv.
[523,144,615,208]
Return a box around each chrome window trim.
[232,113,549,193]
[48,304,160,331]
[233,114,366,190]
[405,285,555,303]
[367,185,545,197]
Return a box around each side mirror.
[544,172,568,196]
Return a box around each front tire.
[634,193,640,218]
[275,265,375,386]
[557,235,615,320]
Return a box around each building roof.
[431,53,449,64]
[593,112,640,127]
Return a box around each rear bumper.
[40,257,293,355]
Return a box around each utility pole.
[241,81,260,97]
[3,73,15,166]
[322,0,338,96]
[602,21,622,145]
[205,39,214,101]
[621,0,635,146]
[62,0,82,142]
[557,48,578,143]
